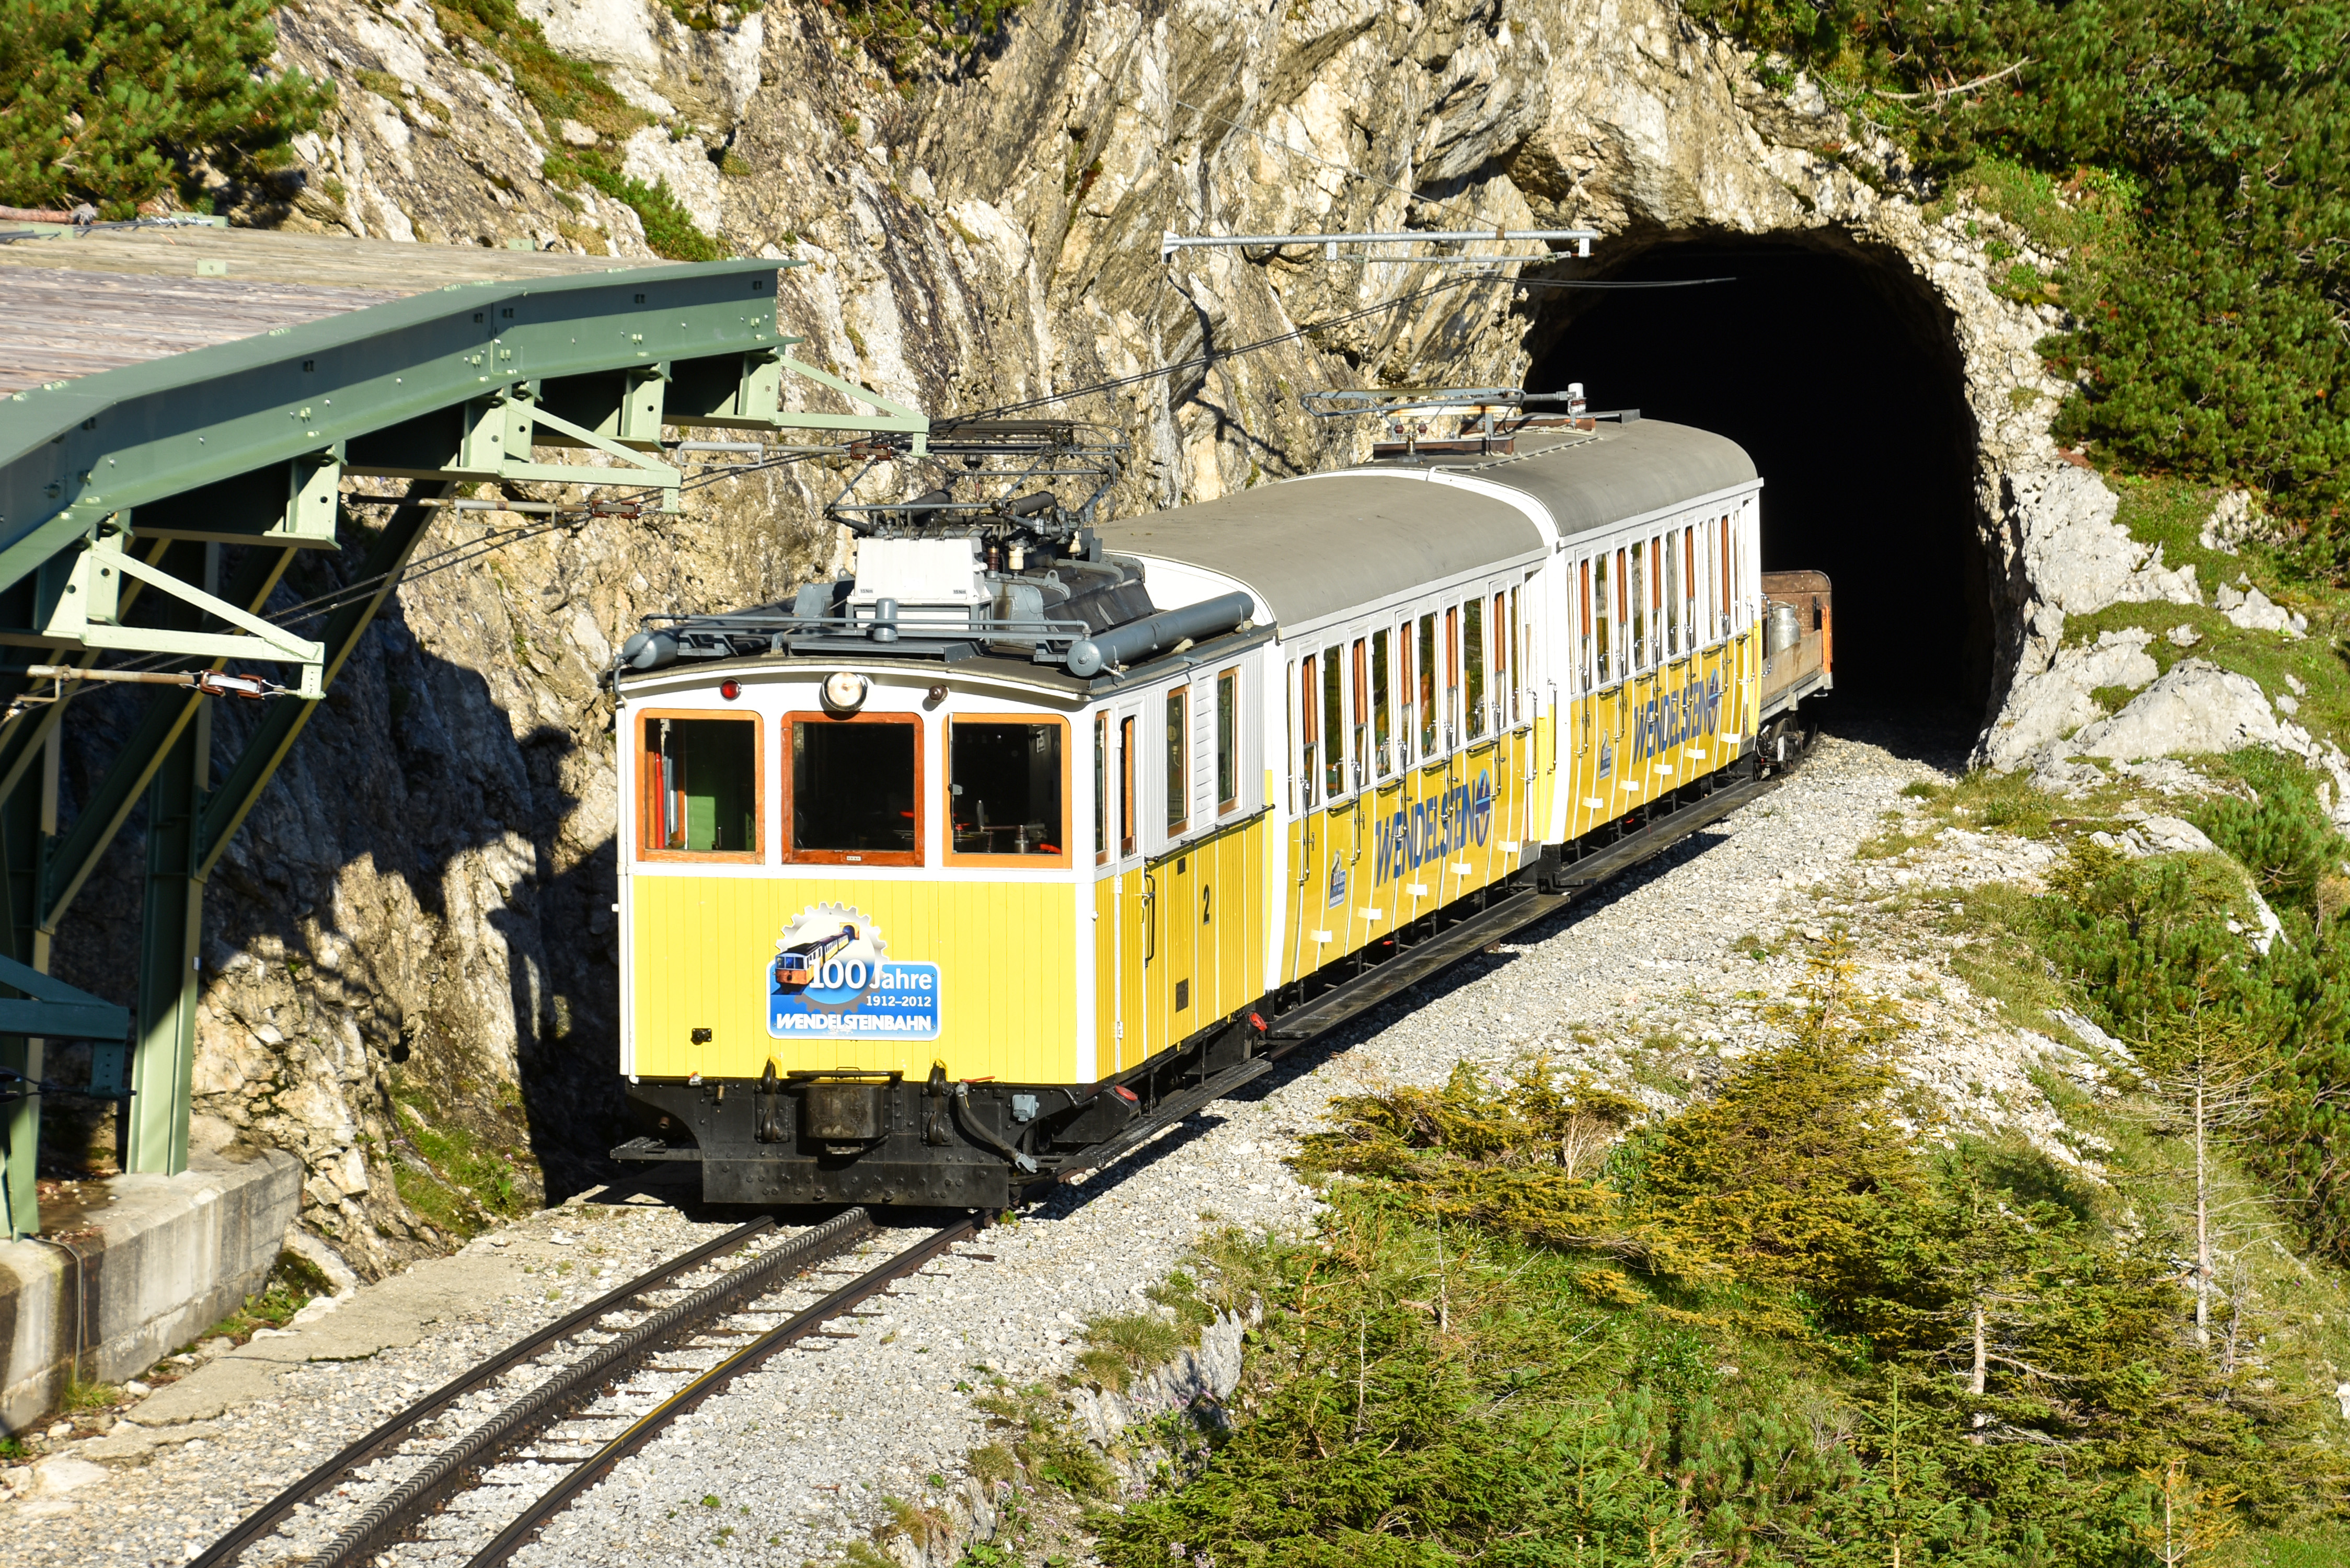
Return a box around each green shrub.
[0,0,333,216]
[541,148,725,262]
[2193,750,2349,919]
[836,0,1026,80]
[1104,954,2348,1567]
[2031,783,2350,1262]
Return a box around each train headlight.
[821,671,869,716]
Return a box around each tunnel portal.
[1527,239,1989,718]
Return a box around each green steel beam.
[197,483,454,880]
[0,258,925,607]
[0,253,938,1200]
[37,545,295,934]
[120,539,217,1177]
[0,953,129,1040]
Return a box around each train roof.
[1097,474,1542,626]
[1096,420,1756,624]
[1466,419,1759,537]
[616,417,1758,685]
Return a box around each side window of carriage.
[639,711,762,861]
[1464,595,1488,742]
[784,711,923,866]
[947,714,1068,866]
[1215,667,1242,816]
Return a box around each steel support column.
[0,725,56,1237]
[125,704,206,1174]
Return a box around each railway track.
[193,1209,980,1568]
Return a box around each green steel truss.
[0,257,927,1232]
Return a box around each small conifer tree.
[0,0,332,216]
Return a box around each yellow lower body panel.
[629,874,1078,1084]
[1092,814,1270,1074]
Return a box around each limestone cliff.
[52,0,2167,1271]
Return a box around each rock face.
[51,0,2178,1267]
[1978,628,2158,770]
[2067,661,2287,762]
[2011,465,2200,619]
[2216,582,2306,638]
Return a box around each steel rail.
[306,1207,877,1568]
[189,1215,782,1568]
[466,1217,980,1568]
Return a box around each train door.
[1366,624,1402,939]
[1315,637,1357,962]
[1285,652,1318,986]
[1459,591,1500,894]
[1115,706,1153,1069]
[1437,603,1474,906]
[1198,666,1235,1019]
[1155,682,1197,1047]
[1399,608,1444,925]
[1090,707,1137,1073]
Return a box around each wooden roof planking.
[0,225,684,396]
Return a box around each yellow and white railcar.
[613,418,1810,1207]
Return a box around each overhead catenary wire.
[952,275,1487,422]
[947,266,1728,425]
[40,228,1719,683]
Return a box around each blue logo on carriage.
[766,903,941,1042]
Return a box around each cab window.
[1630,541,1648,670]
[1093,713,1109,862]
[1590,556,1608,688]
[949,717,1066,863]
[1298,654,1319,809]
[1664,529,1682,656]
[1165,689,1190,834]
[1443,607,1461,749]
[786,713,920,864]
[1321,644,1346,798]
[640,713,759,859]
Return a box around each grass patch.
[60,1376,121,1411]
[390,1080,540,1239]
[969,1384,1115,1498]
[1932,881,2070,1029]
[1857,804,1942,860]
[427,0,726,261]
[1898,766,2070,838]
[191,1251,322,1346]
[2037,470,2349,755]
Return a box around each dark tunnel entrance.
[1527,239,1989,718]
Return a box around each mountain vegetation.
[1091,934,2350,1565]
[1683,0,2349,570]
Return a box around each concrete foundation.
[0,1150,301,1434]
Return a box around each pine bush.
[0,0,331,216]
